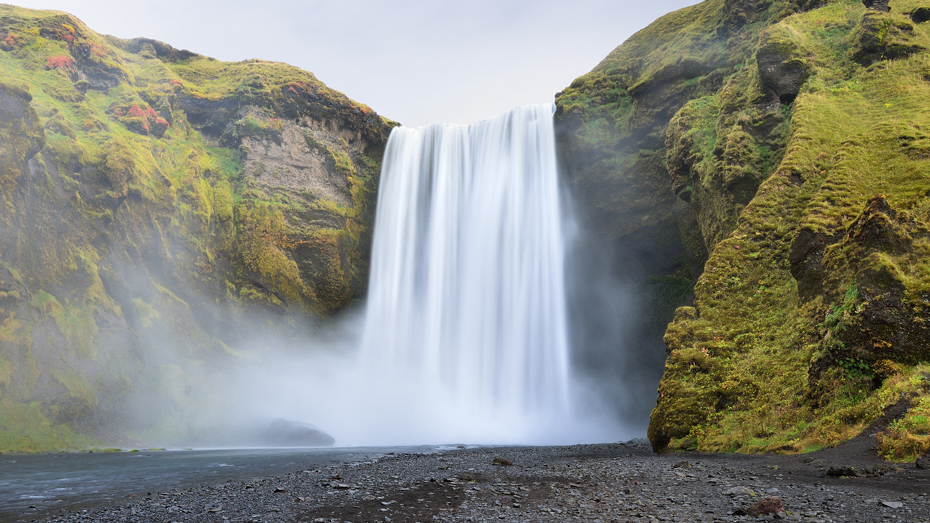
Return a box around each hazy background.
[10,0,699,127]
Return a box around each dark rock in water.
[265,418,335,447]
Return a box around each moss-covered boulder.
[0,5,394,451]
[851,10,926,65]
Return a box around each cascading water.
[357,103,574,441]
[198,104,630,446]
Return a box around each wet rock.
[826,466,860,477]
[264,418,335,447]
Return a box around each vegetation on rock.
[0,5,394,452]
[559,0,930,460]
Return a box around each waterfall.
[359,104,572,439]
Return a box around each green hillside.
[0,4,394,451]
[558,0,930,460]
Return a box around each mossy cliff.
[0,5,395,451]
[558,0,930,460]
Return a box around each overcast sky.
[9,0,700,127]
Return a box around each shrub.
[46,54,74,71]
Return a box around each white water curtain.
[361,104,571,433]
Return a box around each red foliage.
[126,104,145,118]
[4,33,20,46]
[112,103,167,136]
[46,55,74,71]
[89,42,107,58]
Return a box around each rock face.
[264,418,335,447]
[0,5,394,451]
[559,0,930,459]
[851,11,925,66]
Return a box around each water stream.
[356,104,574,441]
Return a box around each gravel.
[19,439,930,523]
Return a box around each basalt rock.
[756,25,811,104]
[818,196,930,365]
[862,0,890,12]
[911,7,930,24]
[851,11,925,66]
[789,228,842,302]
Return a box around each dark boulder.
[789,228,841,301]
[756,29,811,104]
[910,7,930,24]
[265,418,335,447]
[819,196,930,365]
[916,453,930,469]
[851,12,925,66]
[862,0,890,12]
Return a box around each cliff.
[0,5,395,451]
[558,0,930,460]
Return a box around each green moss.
[0,399,98,453]
[0,3,394,452]
[648,0,930,456]
[32,290,98,359]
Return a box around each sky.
[9,0,701,127]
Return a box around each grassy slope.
[646,0,930,458]
[0,5,392,451]
[557,0,930,459]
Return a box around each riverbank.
[18,434,930,523]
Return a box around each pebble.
[18,442,930,523]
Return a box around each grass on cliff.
[658,0,930,458]
[0,400,98,453]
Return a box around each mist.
[108,107,663,450]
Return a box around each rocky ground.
[20,429,930,523]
